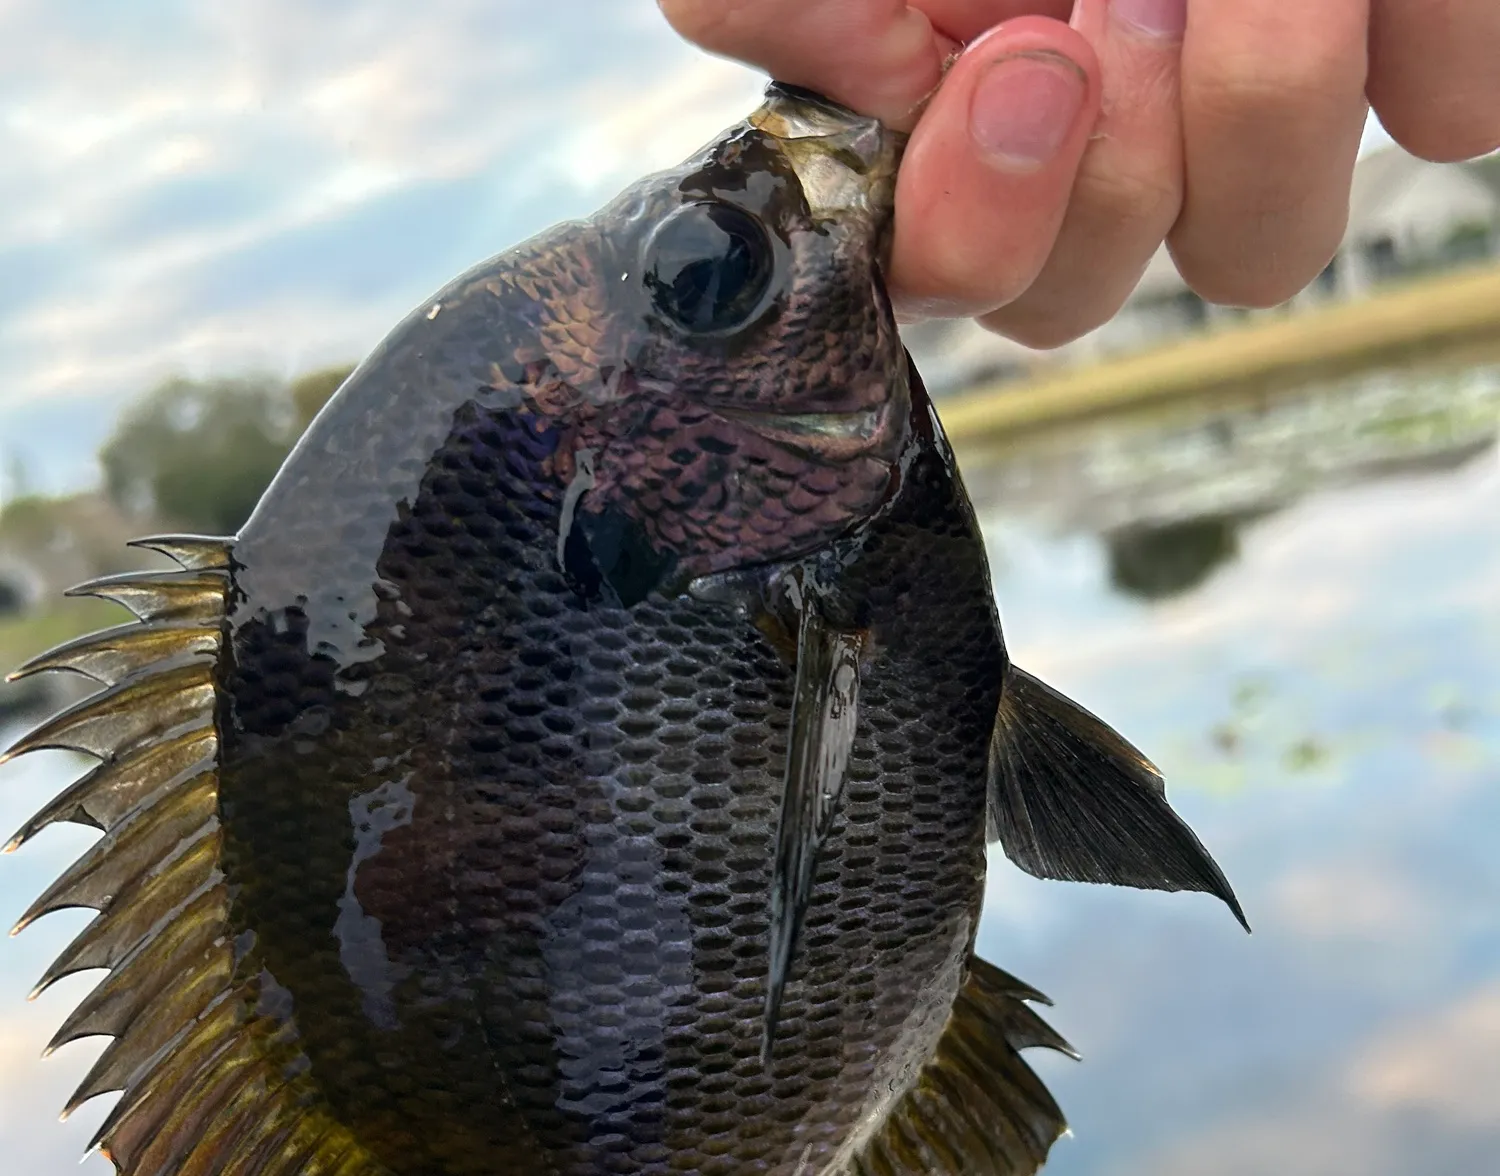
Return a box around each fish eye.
[642,201,775,334]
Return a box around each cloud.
[0,1,764,492]
[1130,982,1500,1176]
[1268,858,1432,943]
[1350,982,1500,1128]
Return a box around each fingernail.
[969,52,1087,172]
[1111,0,1188,39]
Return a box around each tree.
[102,375,293,535]
[98,362,358,536]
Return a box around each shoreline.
[937,260,1500,448]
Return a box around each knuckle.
[1386,116,1500,165]
[983,279,1131,350]
[1075,164,1181,231]
[1172,185,1350,309]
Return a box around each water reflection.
[2,359,1499,1174]
[1105,513,1250,602]
[968,359,1500,1176]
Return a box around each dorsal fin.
[849,957,1076,1176]
[1,536,389,1176]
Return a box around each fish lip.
[749,86,903,222]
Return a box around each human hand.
[660,1,1500,346]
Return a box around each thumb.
[890,17,1102,318]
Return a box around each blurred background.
[2,4,1498,1174]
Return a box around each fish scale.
[4,84,1245,1176]
[218,391,996,1173]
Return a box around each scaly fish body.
[5,86,1244,1176]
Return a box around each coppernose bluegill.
[4,84,1246,1176]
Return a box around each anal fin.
[851,957,1075,1176]
[989,666,1249,930]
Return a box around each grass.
[939,259,1500,448]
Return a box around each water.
[2,358,1499,1174]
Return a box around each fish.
[2,83,1246,1176]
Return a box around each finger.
[658,1,1068,128]
[981,0,1186,348]
[887,17,1102,319]
[918,0,1072,40]
[1170,0,1371,308]
[1368,0,1500,161]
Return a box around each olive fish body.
[5,85,1246,1176]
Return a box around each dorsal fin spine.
[46,904,228,1054]
[13,774,216,934]
[4,727,217,853]
[127,534,234,571]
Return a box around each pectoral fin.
[988,667,1249,931]
[764,574,865,1063]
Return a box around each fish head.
[508,84,909,603]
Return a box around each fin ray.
[4,727,216,854]
[65,568,230,625]
[67,991,236,1117]
[92,1014,252,1162]
[764,571,865,1062]
[32,836,222,996]
[14,773,215,934]
[130,1059,274,1176]
[8,621,220,686]
[47,900,229,1054]
[0,662,215,766]
[126,534,233,571]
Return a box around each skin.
[659,0,1500,344]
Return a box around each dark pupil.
[645,202,773,333]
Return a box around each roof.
[1347,146,1499,241]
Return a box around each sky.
[0,1,1398,500]
[0,0,766,496]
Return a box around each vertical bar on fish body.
[763,567,867,1064]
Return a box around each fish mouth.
[749,86,904,222]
